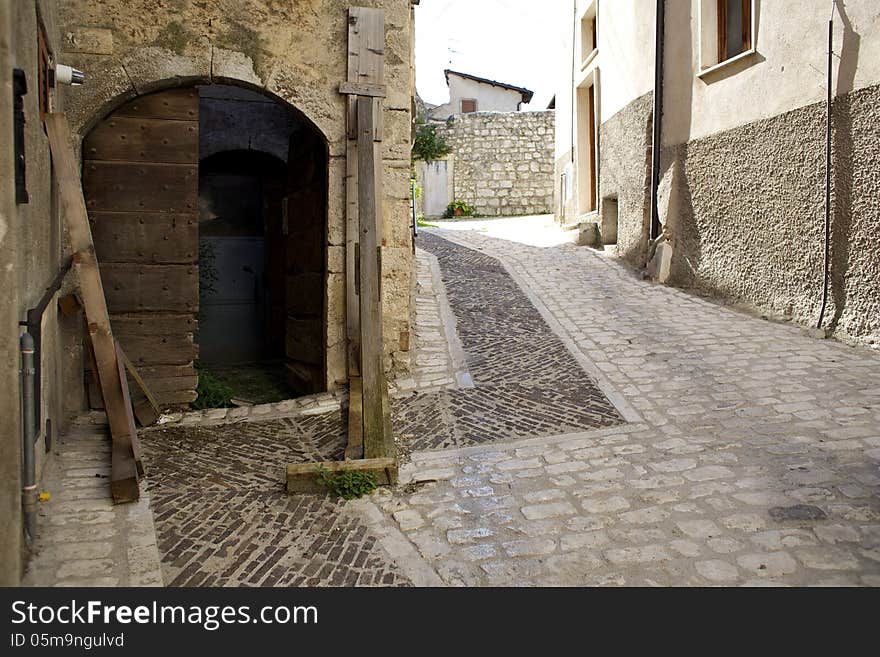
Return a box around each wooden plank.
[350,7,385,85]
[101,263,198,313]
[136,363,196,380]
[84,334,104,410]
[46,113,140,504]
[345,376,364,460]
[357,97,393,460]
[345,136,360,377]
[83,161,197,213]
[117,346,161,428]
[286,457,397,494]
[84,115,198,164]
[113,87,199,121]
[115,341,144,475]
[89,212,198,264]
[155,388,197,406]
[338,82,386,97]
[111,313,197,336]
[114,332,198,366]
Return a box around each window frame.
[578,1,599,71]
[698,0,757,80]
[460,98,477,114]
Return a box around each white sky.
[414,0,568,111]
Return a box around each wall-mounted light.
[53,64,85,86]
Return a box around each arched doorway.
[82,84,328,407]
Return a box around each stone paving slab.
[370,224,880,586]
[23,422,163,587]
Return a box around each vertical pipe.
[650,0,666,241]
[817,2,834,329]
[411,178,418,242]
[20,332,37,543]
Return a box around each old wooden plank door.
[283,128,327,395]
[82,88,199,407]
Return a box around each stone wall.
[56,0,416,384]
[663,83,880,349]
[439,111,555,217]
[597,92,654,264]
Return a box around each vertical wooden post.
[357,98,392,459]
[342,7,393,461]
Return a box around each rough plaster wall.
[1,0,80,584]
[439,111,555,217]
[666,83,880,348]
[598,92,654,264]
[56,0,415,385]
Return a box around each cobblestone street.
[28,217,880,587]
[374,218,880,586]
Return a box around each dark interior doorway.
[83,83,328,408]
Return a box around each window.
[718,0,751,62]
[460,98,477,114]
[699,0,755,75]
[580,3,598,67]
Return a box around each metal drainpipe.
[817,0,835,329]
[649,0,666,242]
[20,332,37,544]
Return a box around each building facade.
[0,0,417,585]
[428,69,533,121]
[555,0,880,349]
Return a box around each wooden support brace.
[339,82,386,97]
[286,458,397,495]
[46,113,140,504]
[117,345,161,428]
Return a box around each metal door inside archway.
[82,86,328,407]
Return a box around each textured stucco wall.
[438,111,554,217]
[665,83,880,348]
[56,0,415,385]
[1,0,80,585]
[597,92,654,264]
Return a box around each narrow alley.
[30,217,879,587]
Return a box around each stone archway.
[81,81,331,407]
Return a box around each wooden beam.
[338,82,386,98]
[286,458,397,494]
[46,113,140,503]
[345,376,364,460]
[115,340,144,477]
[357,97,393,460]
[117,344,161,428]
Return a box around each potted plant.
[444,200,474,218]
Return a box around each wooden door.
[283,129,327,395]
[82,88,199,407]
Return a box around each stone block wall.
[439,111,555,217]
[56,0,416,386]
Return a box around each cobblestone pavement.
[390,247,471,395]
[141,413,416,586]
[369,220,880,586]
[393,233,622,451]
[138,233,620,586]
[23,418,163,587]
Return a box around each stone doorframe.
[62,52,348,395]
